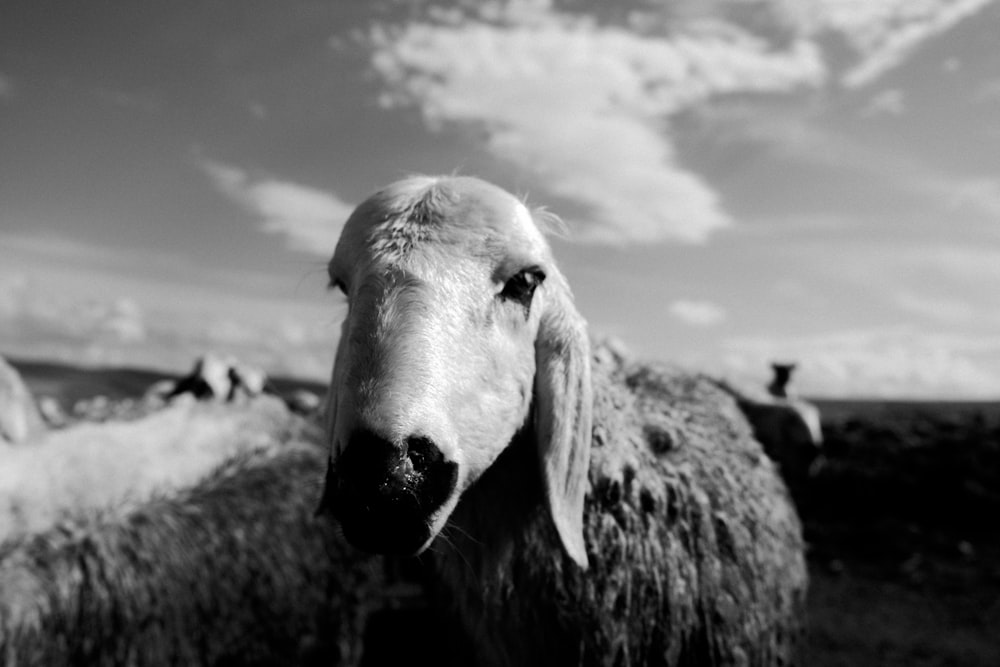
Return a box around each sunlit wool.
[0,396,297,545]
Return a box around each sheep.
[766,363,795,399]
[0,393,302,545]
[711,365,824,496]
[162,353,272,403]
[0,440,388,667]
[316,175,808,666]
[0,356,45,445]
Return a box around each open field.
[7,357,1000,666]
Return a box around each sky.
[2,0,1000,399]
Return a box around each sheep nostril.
[405,435,441,475]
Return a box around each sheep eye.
[499,269,545,312]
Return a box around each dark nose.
[340,429,444,491]
[325,428,457,555]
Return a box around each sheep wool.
[432,346,808,667]
[0,443,382,667]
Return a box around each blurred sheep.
[715,362,824,493]
[0,442,385,666]
[160,353,271,403]
[0,394,303,545]
[0,356,45,445]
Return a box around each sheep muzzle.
[319,429,458,555]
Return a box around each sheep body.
[713,378,823,493]
[0,440,384,667]
[0,395,298,545]
[432,347,808,667]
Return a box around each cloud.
[0,270,338,381]
[0,73,11,99]
[893,291,978,324]
[85,298,147,343]
[887,245,1000,285]
[974,78,1000,102]
[360,1,994,243]
[861,88,905,116]
[367,7,824,245]
[722,327,1000,398]
[200,159,354,256]
[698,102,1000,222]
[669,299,728,327]
[0,273,147,345]
[764,0,997,87]
[833,0,996,88]
[944,178,1000,218]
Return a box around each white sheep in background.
[0,394,299,545]
[317,176,808,666]
[0,356,45,445]
[713,363,824,493]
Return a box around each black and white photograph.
[1,1,998,665]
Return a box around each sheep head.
[317,176,592,568]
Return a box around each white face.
[318,177,556,556]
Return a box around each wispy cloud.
[723,327,1000,398]
[200,159,353,256]
[831,0,996,88]
[878,245,1000,285]
[669,299,728,327]
[860,88,906,116]
[944,177,1000,218]
[699,102,1000,222]
[973,77,1000,102]
[893,291,978,324]
[765,0,997,87]
[367,7,824,245]
[0,270,338,379]
[0,73,12,99]
[0,273,148,346]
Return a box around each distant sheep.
[732,395,823,490]
[714,365,823,492]
[162,353,271,403]
[0,356,45,445]
[767,362,796,399]
[0,441,385,666]
[316,176,808,666]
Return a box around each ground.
[801,399,1000,666]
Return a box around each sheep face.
[319,176,592,567]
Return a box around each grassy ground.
[805,558,1000,667]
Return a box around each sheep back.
[0,442,383,667]
[434,350,808,667]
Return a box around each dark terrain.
[802,398,1000,666]
[9,357,1000,666]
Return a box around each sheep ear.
[534,277,592,569]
